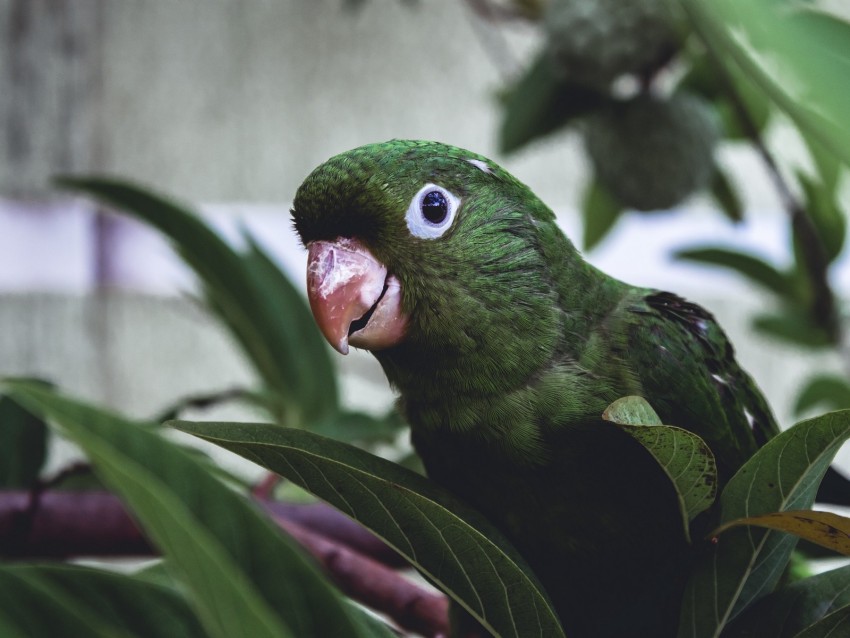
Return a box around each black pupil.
[421,190,448,224]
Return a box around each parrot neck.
[373,249,628,461]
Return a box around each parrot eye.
[405,184,460,239]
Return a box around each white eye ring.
[405,183,460,240]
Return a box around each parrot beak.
[306,238,408,355]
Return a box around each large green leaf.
[602,396,717,537]
[722,564,850,638]
[0,564,206,638]
[674,247,791,298]
[4,380,391,638]
[681,0,850,167]
[794,375,850,416]
[709,167,744,223]
[678,410,850,638]
[499,49,608,154]
[171,419,567,638]
[796,171,845,265]
[753,312,833,349]
[56,177,337,427]
[581,178,622,251]
[0,392,47,487]
[678,52,771,143]
[792,605,850,638]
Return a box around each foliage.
[496,0,850,438]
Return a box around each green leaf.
[4,380,389,638]
[581,179,623,251]
[796,171,845,265]
[0,563,206,638]
[709,166,744,223]
[793,605,850,638]
[716,73,771,142]
[0,392,47,487]
[722,564,850,638]
[310,408,407,446]
[240,231,339,421]
[55,178,338,427]
[753,313,833,349]
[499,49,608,154]
[674,247,790,298]
[713,510,850,556]
[803,134,841,195]
[602,396,718,537]
[679,52,771,142]
[171,419,567,638]
[681,0,850,167]
[794,375,850,416]
[678,410,850,637]
[603,395,664,427]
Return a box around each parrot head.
[291,140,567,397]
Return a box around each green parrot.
[289,140,816,637]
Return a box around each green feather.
[292,140,780,637]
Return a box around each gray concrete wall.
[1,0,790,211]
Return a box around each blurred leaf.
[803,134,841,195]
[713,510,850,556]
[678,52,721,101]
[716,70,771,142]
[603,397,717,537]
[674,247,790,297]
[240,232,340,421]
[56,178,337,427]
[678,410,850,637]
[797,171,845,264]
[681,0,850,167]
[132,560,183,591]
[723,563,850,638]
[171,419,567,638]
[311,408,407,446]
[794,375,850,416]
[792,605,850,638]
[499,49,608,154]
[753,312,833,348]
[5,380,391,638]
[709,166,744,223]
[0,393,47,487]
[679,52,771,142]
[396,449,426,474]
[153,386,267,424]
[581,179,622,251]
[53,468,106,491]
[0,564,206,638]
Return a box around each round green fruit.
[583,92,720,212]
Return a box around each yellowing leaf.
[713,510,850,556]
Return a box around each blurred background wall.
[1,0,848,470]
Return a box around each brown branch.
[0,490,449,637]
[273,516,449,637]
[262,500,409,569]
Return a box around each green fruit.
[583,92,720,211]
[544,0,679,89]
